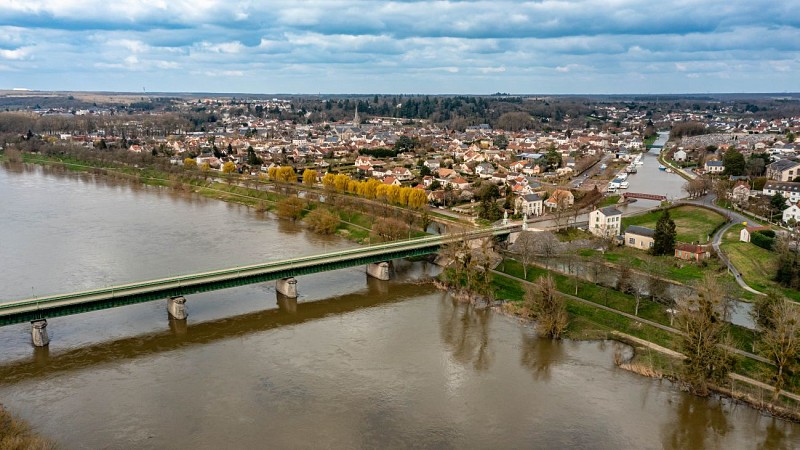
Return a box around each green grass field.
[622,205,726,244]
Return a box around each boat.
[626,165,638,174]
[635,161,644,166]
[620,181,629,189]
[658,165,666,171]
[665,168,673,173]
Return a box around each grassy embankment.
[0,404,54,450]
[594,206,748,294]
[489,259,800,411]
[720,224,800,302]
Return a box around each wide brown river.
[1,163,799,449]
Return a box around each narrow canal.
[0,163,798,448]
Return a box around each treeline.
[321,173,428,209]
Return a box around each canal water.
[619,132,686,214]
[1,163,798,449]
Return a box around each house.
[673,149,687,162]
[383,176,401,186]
[704,160,724,174]
[783,202,800,223]
[763,181,800,204]
[515,193,543,217]
[449,177,470,190]
[475,163,495,178]
[544,189,575,210]
[589,206,623,238]
[675,244,711,262]
[389,167,413,181]
[624,225,655,250]
[730,181,751,205]
[740,225,770,243]
[423,159,441,170]
[766,159,800,182]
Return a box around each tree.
[511,231,538,280]
[247,146,262,166]
[760,299,800,399]
[493,134,509,149]
[524,275,568,339]
[302,169,318,186]
[276,196,306,221]
[371,217,409,242]
[676,274,735,396]
[183,157,197,169]
[222,161,236,174]
[304,208,339,234]
[652,209,677,256]
[722,147,745,176]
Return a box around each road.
[681,195,765,296]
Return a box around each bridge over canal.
[1,225,517,345]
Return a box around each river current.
[0,163,798,449]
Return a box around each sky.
[0,0,798,94]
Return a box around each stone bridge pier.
[167,296,188,320]
[31,319,49,347]
[276,278,298,298]
[366,262,391,281]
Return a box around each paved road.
[681,195,765,296]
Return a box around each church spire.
[353,104,361,127]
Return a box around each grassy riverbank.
[486,258,800,417]
[0,405,55,450]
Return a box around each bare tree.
[524,275,569,339]
[675,273,735,396]
[534,232,561,269]
[511,231,538,279]
[759,299,800,399]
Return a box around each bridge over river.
[1,225,517,345]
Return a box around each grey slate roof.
[599,206,622,216]
[625,225,655,237]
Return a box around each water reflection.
[661,394,731,448]
[438,298,493,371]
[519,331,566,381]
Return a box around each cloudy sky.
[1,0,798,94]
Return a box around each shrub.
[275,196,306,220]
[751,231,775,251]
[305,208,339,234]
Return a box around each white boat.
[620,181,629,189]
[665,168,673,173]
[635,161,644,166]
[618,173,628,181]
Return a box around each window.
[628,238,635,244]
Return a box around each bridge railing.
[0,225,517,310]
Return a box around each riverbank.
[2,153,434,244]
[0,404,55,450]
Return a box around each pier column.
[31,319,49,347]
[167,296,188,320]
[366,262,391,281]
[276,277,298,298]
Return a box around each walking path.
[679,195,765,295]
[491,270,772,365]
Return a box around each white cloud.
[0,47,31,60]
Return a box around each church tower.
[353,104,361,127]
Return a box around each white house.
[783,202,800,224]
[763,181,800,204]
[740,225,770,243]
[673,149,687,162]
[589,206,623,238]
[515,193,543,217]
[704,160,724,174]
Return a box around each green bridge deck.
[0,226,516,326]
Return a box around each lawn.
[622,205,726,244]
[717,224,800,302]
[598,195,620,208]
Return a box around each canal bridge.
[1,225,517,345]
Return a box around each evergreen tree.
[652,209,677,256]
[722,147,745,176]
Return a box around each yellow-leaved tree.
[222,161,236,174]
[302,169,317,186]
